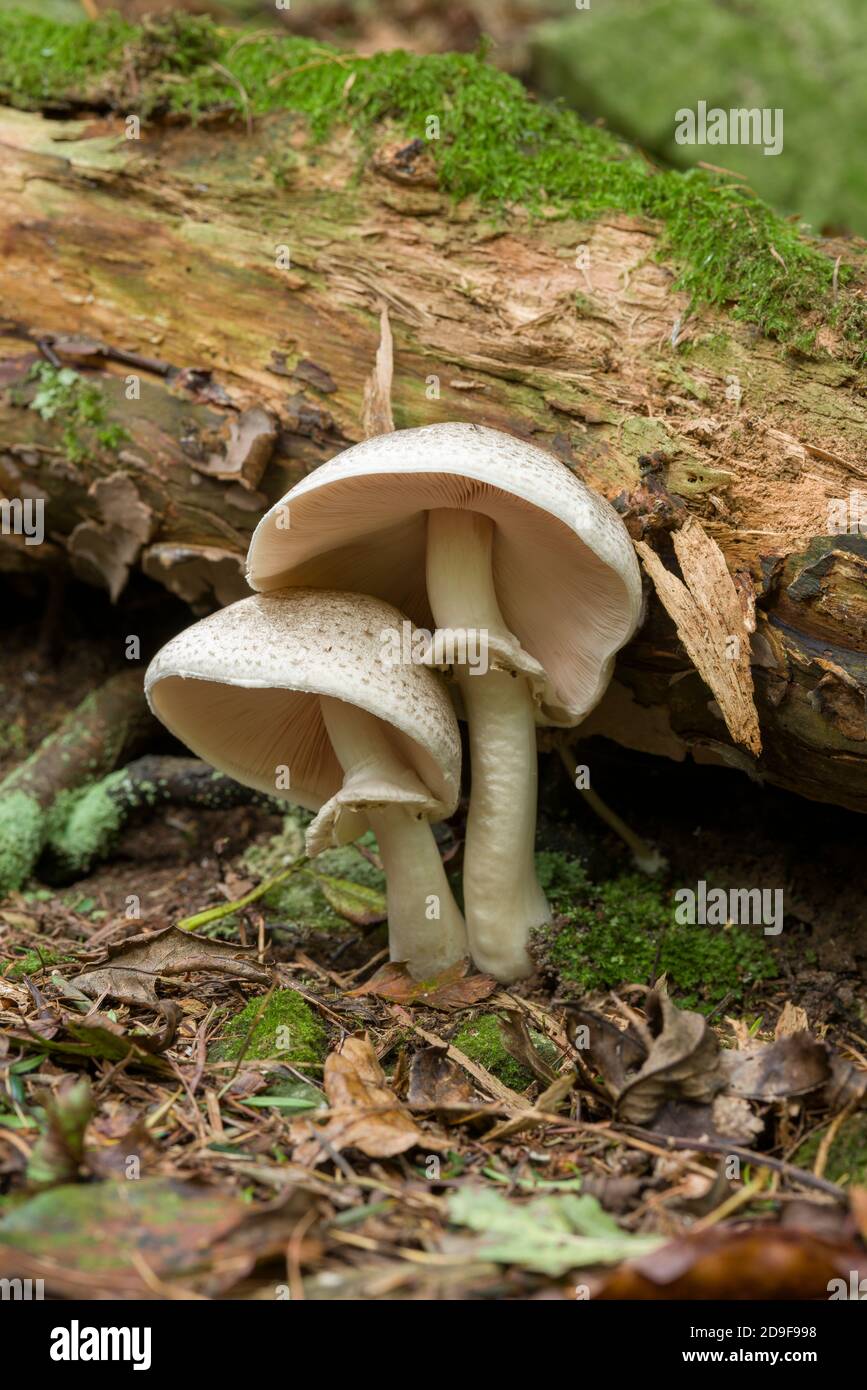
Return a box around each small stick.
[557,741,666,874]
[177,857,310,932]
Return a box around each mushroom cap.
[246,423,642,725]
[144,588,462,822]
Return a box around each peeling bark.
[0,106,865,810]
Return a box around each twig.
[813,1099,858,1180]
[176,857,310,932]
[691,1167,773,1232]
[267,49,359,87]
[210,62,253,137]
[620,1125,847,1203]
[557,741,666,874]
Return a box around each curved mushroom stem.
[426,509,550,982]
[319,696,468,978]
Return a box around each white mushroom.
[145,588,467,978]
[246,423,643,982]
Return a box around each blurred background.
[3,0,864,236]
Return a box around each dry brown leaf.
[596,1225,867,1300]
[776,1000,810,1038]
[850,1187,867,1243]
[407,1047,477,1112]
[499,1009,560,1086]
[635,517,761,755]
[721,1031,831,1101]
[566,1005,647,1094]
[348,958,496,1011]
[72,925,270,1006]
[616,991,724,1124]
[0,1178,312,1299]
[293,1034,421,1162]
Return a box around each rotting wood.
[635,517,762,757]
[0,104,865,810]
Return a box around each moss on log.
[0,671,155,892]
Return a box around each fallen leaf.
[722,1031,831,1101]
[348,958,496,1011]
[596,1225,867,1300]
[823,1053,867,1110]
[26,1076,93,1190]
[407,1047,476,1112]
[7,1015,170,1072]
[650,1094,763,1146]
[316,873,387,927]
[0,1178,311,1299]
[499,1010,560,1086]
[71,925,270,1006]
[85,1118,160,1181]
[566,1004,646,1094]
[615,991,725,1124]
[776,1000,810,1038]
[293,1035,422,1162]
[446,1187,662,1275]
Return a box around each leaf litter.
[2,834,867,1300]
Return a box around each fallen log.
[0,671,155,892]
[0,15,865,813]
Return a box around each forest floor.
[1,595,865,1300]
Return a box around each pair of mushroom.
[146,423,641,982]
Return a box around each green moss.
[793,1115,867,1186]
[531,0,867,241]
[0,11,861,351]
[17,363,128,463]
[242,811,387,930]
[532,855,778,1007]
[0,721,26,759]
[452,1013,557,1092]
[4,947,59,980]
[0,789,44,895]
[44,770,128,876]
[208,988,327,1068]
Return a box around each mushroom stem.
[426,509,550,981]
[319,696,467,978]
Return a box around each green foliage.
[0,12,861,349]
[793,1115,867,1186]
[208,988,327,1068]
[452,1013,557,1091]
[0,788,43,896]
[4,946,59,980]
[44,772,128,876]
[243,811,387,931]
[23,363,128,463]
[447,1185,662,1274]
[533,854,778,1007]
[532,0,867,240]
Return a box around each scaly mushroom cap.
[144,588,462,825]
[246,423,642,725]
